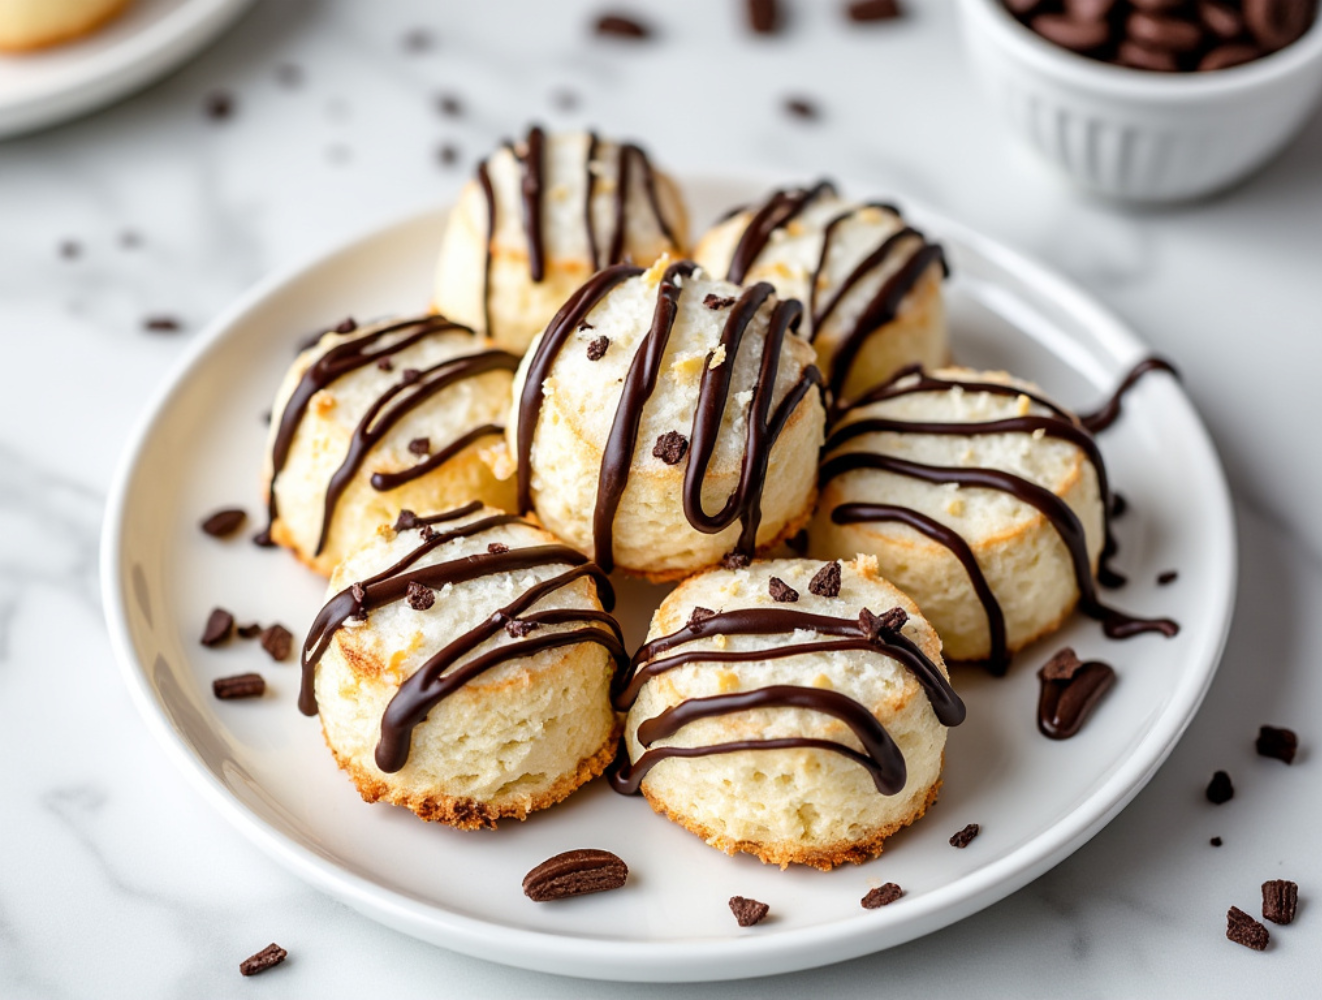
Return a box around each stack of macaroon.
[267,126,1138,870]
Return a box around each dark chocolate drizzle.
[1038,659,1116,739]
[259,317,518,555]
[516,261,822,573]
[820,366,1179,673]
[1079,357,1179,433]
[298,503,627,772]
[610,605,964,796]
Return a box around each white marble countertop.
[2,1,1319,996]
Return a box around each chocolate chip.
[1041,646,1085,682]
[408,437,431,456]
[1256,725,1298,764]
[847,0,903,21]
[786,529,809,555]
[239,943,286,976]
[435,93,463,117]
[201,608,234,646]
[1210,836,1223,847]
[1227,906,1270,950]
[488,542,510,555]
[586,335,610,360]
[1118,39,1182,70]
[748,0,780,34]
[703,293,736,310]
[1127,11,1206,51]
[1200,0,1246,38]
[406,581,435,611]
[204,91,234,120]
[274,63,303,88]
[768,577,799,603]
[652,431,688,466]
[688,606,717,630]
[809,561,841,598]
[505,618,539,638]
[1244,0,1315,49]
[1031,13,1111,50]
[1065,0,1115,18]
[784,96,820,120]
[949,823,980,848]
[729,896,770,926]
[861,883,903,908]
[594,13,651,38]
[260,624,293,662]
[377,356,394,371]
[1206,770,1234,804]
[402,27,434,52]
[333,317,357,334]
[201,508,247,538]
[523,849,628,900]
[59,239,81,259]
[437,142,461,167]
[401,368,421,384]
[722,551,751,570]
[1157,570,1179,585]
[143,315,182,333]
[213,673,265,700]
[1262,880,1299,925]
[860,606,907,641]
[394,510,419,531]
[237,623,263,639]
[1199,42,1263,68]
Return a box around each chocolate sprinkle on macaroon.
[768,576,800,603]
[594,13,651,38]
[239,943,287,976]
[1262,880,1299,925]
[260,624,293,662]
[488,542,510,555]
[201,608,234,646]
[505,618,539,638]
[862,883,903,908]
[729,896,770,926]
[1256,725,1298,764]
[1227,906,1269,950]
[859,606,908,641]
[1206,770,1234,805]
[688,606,717,630]
[723,551,751,570]
[587,335,610,360]
[523,849,628,901]
[703,293,736,310]
[394,509,419,531]
[401,368,421,384]
[408,437,431,456]
[376,356,394,372]
[809,561,842,598]
[201,508,247,538]
[847,0,903,21]
[652,430,689,466]
[406,581,435,611]
[213,673,266,700]
[949,823,980,848]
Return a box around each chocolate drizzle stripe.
[520,125,547,282]
[1079,357,1179,433]
[584,132,601,270]
[369,423,505,492]
[314,348,520,554]
[725,180,835,285]
[476,162,497,335]
[808,210,906,333]
[259,315,474,547]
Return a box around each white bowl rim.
[962,0,1322,100]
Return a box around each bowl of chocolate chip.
[957,0,1322,201]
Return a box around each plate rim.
[100,182,1238,982]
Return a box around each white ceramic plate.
[101,177,1236,983]
[0,0,252,140]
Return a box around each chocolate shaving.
[523,849,628,900]
[408,437,431,456]
[406,581,435,611]
[861,883,903,908]
[394,509,419,531]
[1227,906,1269,951]
[201,508,247,538]
[703,293,736,310]
[652,431,689,466]
[748,0,780,33]
[1041,646,1084,682]
[237,623,263,639]
[1157,570,1179,585]
[722,551,751,570]
[860,606,908,641]
[488,542,510,555]
[808,561,841,598]
[505,618,539,638]
[949,823,980,848]
[143,316,182,333]
[1256,725,1298,764]
[847,0,903,21]
[1206,770,1234,805]
[377,357,394,372]
[201,608,234,647]
[1262,880,1299,925]
[729,896,770,927]
[768,577,799,603]
[784,96,820,120]
[239,943,287,976]
[688,606,717,631]
[420,525,437,541]
[401,368,421,384]
[1210,836,1223,847]
[333,317,357,334]
[204,91,234,121]
[260,624,293,662]
[213,673,265,700]
[594,13,651,38]
[587,335,610,361]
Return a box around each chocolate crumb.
[748,0,781,33]
[377,356,394,372]
[59,239,81,260]
[862,883,903,908]
[274,63,303,88]
[1206,770,1234,805]
[435,93,463,117]
[420,525,437,541]
[860,606,907,641]
[1256,725,1298,764]
[333,317,357,334]
[722,551,751,570]
[260,624,293,662]
[808,561,841,598]
[201,608,234,647]
[523,849,628,901]
[848,0,903,20]
[1157,570,1179,586]
[437,142,460,167]
[768,577,800,603]
[402,27,434,52]
[408,437,431,456]
[505,618,539,638]
[213,673,266,701]
[488,542,510,555]
[237,623,263,639]
[406,581,435,611]
[143,315,182,333]
[204,91,234,121]
[1041,646,1084,682]
[1210,836,1223,847]
[1262,880,1299,925]
[703,293,737,310]
[587,335,610,360]
[401,368,421,384]
[239,943,286,976]
[729,896,770,927]
[949,823,980,848]
[1227,906,1269,951]
[201,508,247,538]
[784,96,820,120]
[652,430,688,466]
[394,509,419,531]
[688,606,717,630]
[594,13,651,38]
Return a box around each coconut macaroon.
[259,315,520,576]
[693,181,947,403]
[811,367,1116,674]
[433,126,689,356]
[300,502,627,828]
[610,557,965,870]
[0,0,131,51]
[509,257,826,580]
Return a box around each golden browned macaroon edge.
[0,0,131,51]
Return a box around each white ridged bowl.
[957,0,1322,203]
